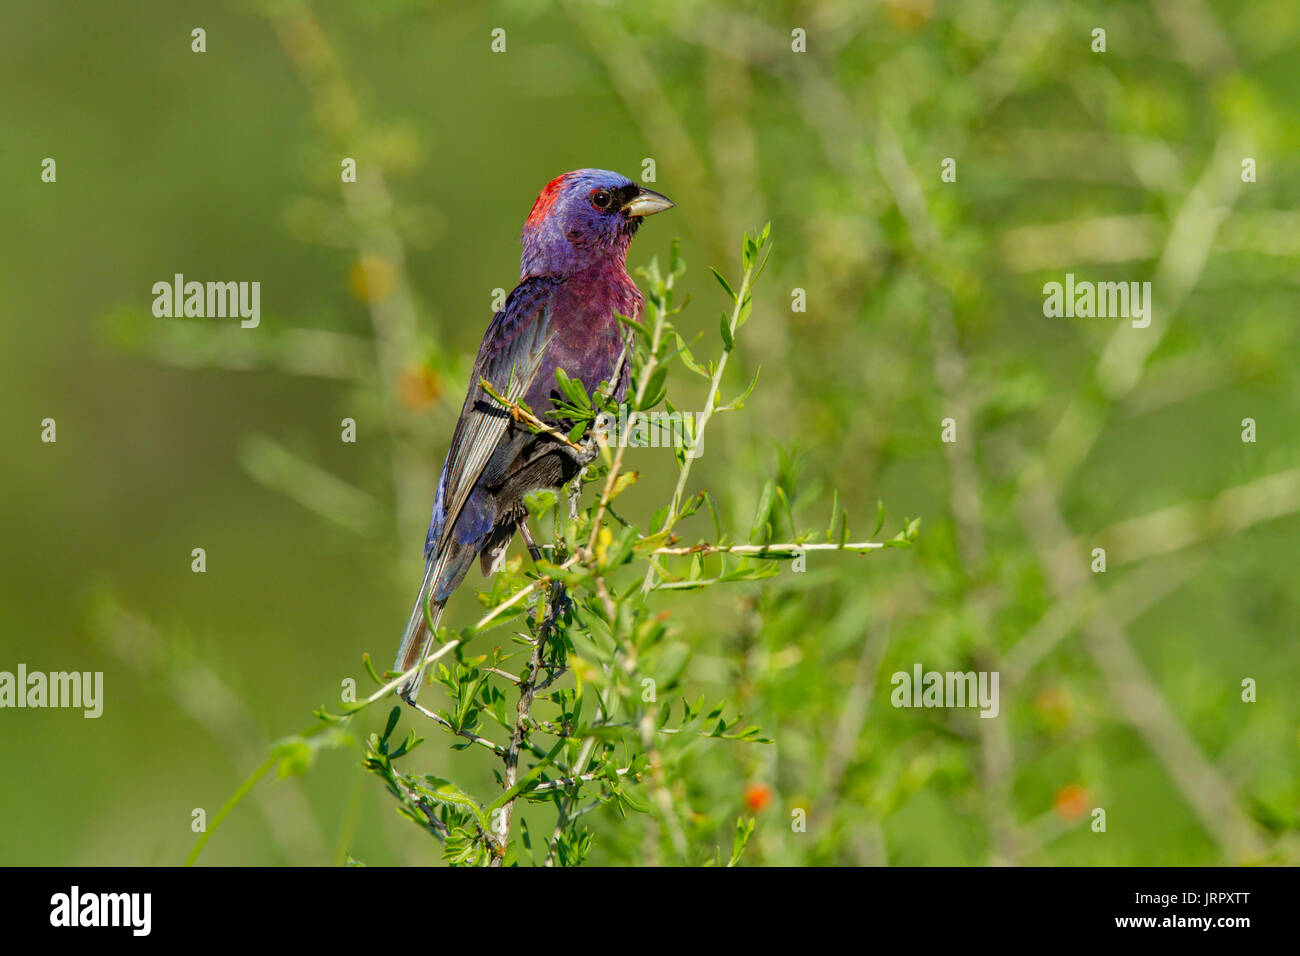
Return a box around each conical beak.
[621,187,675,218]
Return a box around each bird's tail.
[394,559,446,704]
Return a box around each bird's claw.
[568,431,600,467]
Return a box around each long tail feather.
[394,559,446,703]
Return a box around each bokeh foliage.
[1,0,1297,865]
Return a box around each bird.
[394,169,674,704]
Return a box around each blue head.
[520,169,673,278]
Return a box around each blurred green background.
[1,0,1297,865]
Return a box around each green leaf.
[749,480,775,543]
[554,367,591,409]
[710,267,737,301]
[668,238,685,277]
[382,706,401,744]
[717,366,761,412]
[826,489,841,543]
[638,366,668,410]
[602,526,639,570]
[362,653,383,687]
[718,561,781,582]
[615,311,649,339]
[666,332,707,376]
[702,490,724,540]
[736,293,753,328]
[389,728,424,759]
[487,740,567,810]
[730,816,756,866]
[420,776,491,832]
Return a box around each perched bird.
[394,169,674,703]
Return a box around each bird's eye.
[590,189,613,211]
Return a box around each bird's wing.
[434,276,561,558]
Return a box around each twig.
[586,273,675,556]
[639,246,762,594]
[479,378,588,453]
[490,578,566,866]
[651,540,882,556]
[531,767,631,794]
[473,556,578,633]
[403,696,504,756]
[389,777,450,843]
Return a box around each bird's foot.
[569,429,601,467]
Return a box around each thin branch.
[531,767,631,794]
[473,556,578,633]
[403,696,504,756]
[479,378,587,453]
[490,579,566,866]
[651,540,883,556]
[586,275,675,556]
[639,249,762,594]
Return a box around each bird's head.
[520,169,673,278]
